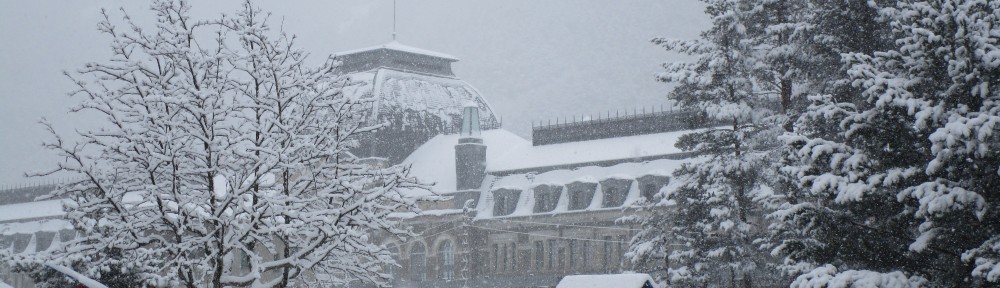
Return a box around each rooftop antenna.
[392,0,397,41]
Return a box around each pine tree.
[629,0,788,286]
[764,0,898,280]
[775,0,1000,286]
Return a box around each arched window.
[386,243,400,280]
[438,240,454,280]
[410,243,426,281]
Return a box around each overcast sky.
[0,0,709,186]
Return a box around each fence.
[530,105,715,146]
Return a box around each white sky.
[0,0,709,185]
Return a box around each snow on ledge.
[489,128,713,172]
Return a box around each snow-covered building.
[0,184,73,287]
[0,41,708,287]
[335,41,502,163]
[329,43,709,287]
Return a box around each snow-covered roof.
[556,273,657,288]
[403,129,530,194]
[476,157,700,219]
[342,68,500,131]
[489,128,709,172]
[0,219,71,236]
[334,41,458,61]
[0,199,64,222]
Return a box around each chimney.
[455,102,486,191]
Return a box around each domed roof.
[336,41,500,162]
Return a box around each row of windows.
[492,242,516,273]
[1,229,76,254]
[385,239,456,282]
[383,235,632,281]
[493,236,629,274]
[493,175,669,216]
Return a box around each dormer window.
[637,175,669,202]
[532,185,563,213]
[566,182,597,210]
[11,234,32,253]
[600,178,633,208]
[493,189,521,216]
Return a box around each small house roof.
[556,273,657,288]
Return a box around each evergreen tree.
[776,0,1000,286]
[629,0,787,286]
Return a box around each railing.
[0,180,67,205]
[530,105,716,146]
[532,104,686,130]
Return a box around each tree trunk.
[780,78,792,114]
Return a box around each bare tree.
[13,1,427,287]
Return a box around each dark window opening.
[637,175,669,202]
[492,189,521,216]
[386,243,399,280]
[410,243,426,281]
[566,182,597,210]
[534,241,544,270]
[600,178,633,208]
[548,239,557,270]
[532,185,563,213]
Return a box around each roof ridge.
[334,41,459,61]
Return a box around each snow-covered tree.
[628,0,788,286]
[774,0,1000,286]
[7,1,427,287]
[763,0,898,280]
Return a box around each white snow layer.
[47,263,110,288]
[791,264,927,288]
[489,128,703,172]
[0,199,65,222]
[403,129,529,193]
[556,273,657,288]
[0,219,71,235]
